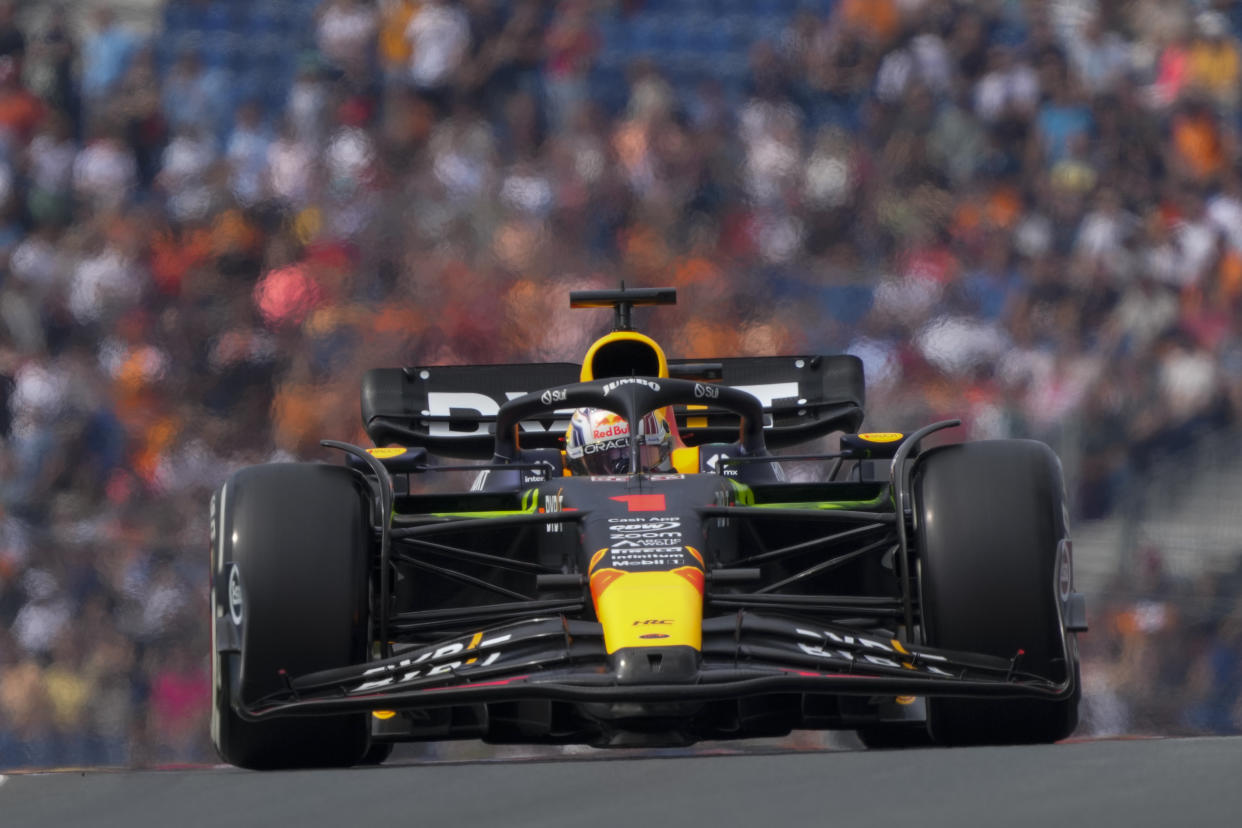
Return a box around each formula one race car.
[209,287,1087,769]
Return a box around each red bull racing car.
[209,287,1086,769]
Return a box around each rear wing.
[361,356,865,458]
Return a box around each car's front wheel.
[914,440,1080,746]
[210,463,374,769]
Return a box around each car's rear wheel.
[357,740,395,766]
[914,440,1080,746]
[210,463,374,769]
[854,722,934,749]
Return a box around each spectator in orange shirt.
[378,0,419,83]
[1170,97,1226,183]
[836,0,899,48]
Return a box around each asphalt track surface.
[4,736,1242,828]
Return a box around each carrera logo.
[540,388,567,405]
[602,378,660,396]
[694,383,719,399]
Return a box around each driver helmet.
[565,408,672,475]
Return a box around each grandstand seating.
[158,0,839,129]
[158,0,315,132]
[589,2,833,111]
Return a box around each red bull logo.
[593,414,629,439]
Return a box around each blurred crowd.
[1080,544,1242,737]
[4,0,1242,768]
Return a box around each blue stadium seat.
[821,284,875,326]
[164,2,191,32]
[767,0,805,16]
[170,29,206,60]
[664,13,702,54]
[202,2,240,32]
[588,65,628,116]
[252,34,289,75]
[177,2,207,30]
[268,0,311,34]
[593,14,622,43]
[706,16,748,55]
[154,35,178,72]
[751,16,788,46]
[262,81,288,113]
[715,57,750,99]
[231,73,265,109]
[630,13,679,56]
[249,6,284,35]
[201,32,240,70]
[715,15,754,57]
[1227,5,1242,37]
[714,0,753,15]
[594,15,631,64]
[679,14,716,55]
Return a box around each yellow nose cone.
[590,567,704,654]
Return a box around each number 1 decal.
[610,494,667,512]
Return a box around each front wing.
[234,613,1075,721]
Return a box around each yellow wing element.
[671,446,701,474]
[580,331,669,381]
[367,447,411,459]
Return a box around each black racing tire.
[357,740,395,766]
[914,440,1080,746]
[210,463,374,770]
[854,723,934,749]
